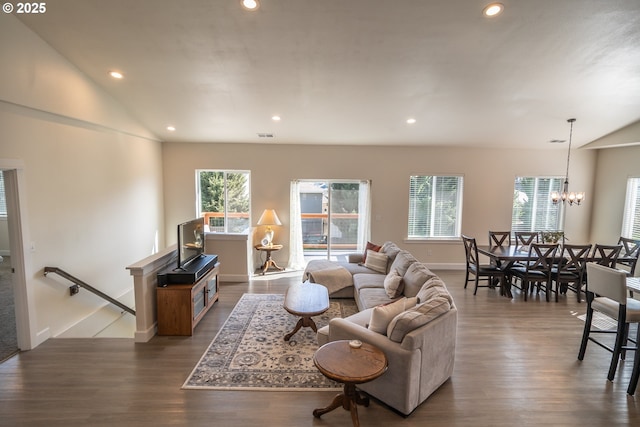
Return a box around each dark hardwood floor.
[1,270,638,426]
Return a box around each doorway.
[0,171,18,361]
[297,180,370,261]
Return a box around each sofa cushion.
[338,261,380,276]
[364,250,388,273]
[384,268,404,298]
[386,295,452,342]
[388,250,418,277]
[368,297,418,334]
[353,273,385,291]
[402,262,438,297]
[380,241,402,267]
[417,277,454,306]
[358,287,399,310]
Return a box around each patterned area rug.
[182,293,358,391]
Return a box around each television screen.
[177,217,205,269]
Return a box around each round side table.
[254,244,284,275]
[313,340,387,427]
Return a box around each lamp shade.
[257,209,282,226]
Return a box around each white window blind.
[622,177,640,239]
[408,175,463,239]
[0,172,6,217]
[512,176,563,232]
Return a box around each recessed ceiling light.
[109,71,124,79]
[272,115,281,121]
[241,0,259,11]
[483,3,504,17]
[406,118,417,124]
[167,126,176,132]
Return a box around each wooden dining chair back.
[462,235,505,295]
[591,244,622,268]
[508,243,558,301]
[488,231,511,248]
[617,237,640,277]
[551,244,592,302]
[578,263,640,392]
[514,232,539,249]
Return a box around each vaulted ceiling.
[17,0,640,149]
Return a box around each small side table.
[254,244,285,275]
[313,340,388,427]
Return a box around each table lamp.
[257,209,282,246]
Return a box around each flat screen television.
[176,217,205,270]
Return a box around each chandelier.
[551,118,585,206]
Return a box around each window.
[196,170,251,233]
[408,175,463,239]
[512,176,563,233]
[0,172,6,217]
[622,177,640,239]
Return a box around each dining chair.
[462,235,506,296]
[616,237,640,277]
[591,244,622,268]
[551,244,592,302]
[508,243,558,302]
[488,231,511,248]
[514,231,539,249]
[578,263,640,389]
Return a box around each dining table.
[476,244,636,299]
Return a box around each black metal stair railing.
[43,267,135,316]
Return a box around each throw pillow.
[364,250,388,274]
[384,268,404,298]
[368,297,418,335]
[362,241,382,262]
[386,296,451,342]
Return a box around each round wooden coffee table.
[313,340,388,427]
[283,281,330,341]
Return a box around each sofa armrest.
[327,317,402,352]
[348,253,364,264]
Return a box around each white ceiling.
[17,0,640,149]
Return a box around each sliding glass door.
[297,180,369,261]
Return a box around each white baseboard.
[424,263,465,270]
[220,273,249,282]
[35,327,50,347]
[135,324,157,343]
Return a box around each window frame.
[196,169,251,234]
[0,172,6,218]
[407,174,464,241]
[511,175,564,234]
[622,177,640,240]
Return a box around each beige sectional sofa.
[310,242,457,416]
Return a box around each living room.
[1,1,640,424]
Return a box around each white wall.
[590,144,640,243]
[0,16,164,346]
[162,142,596,269]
